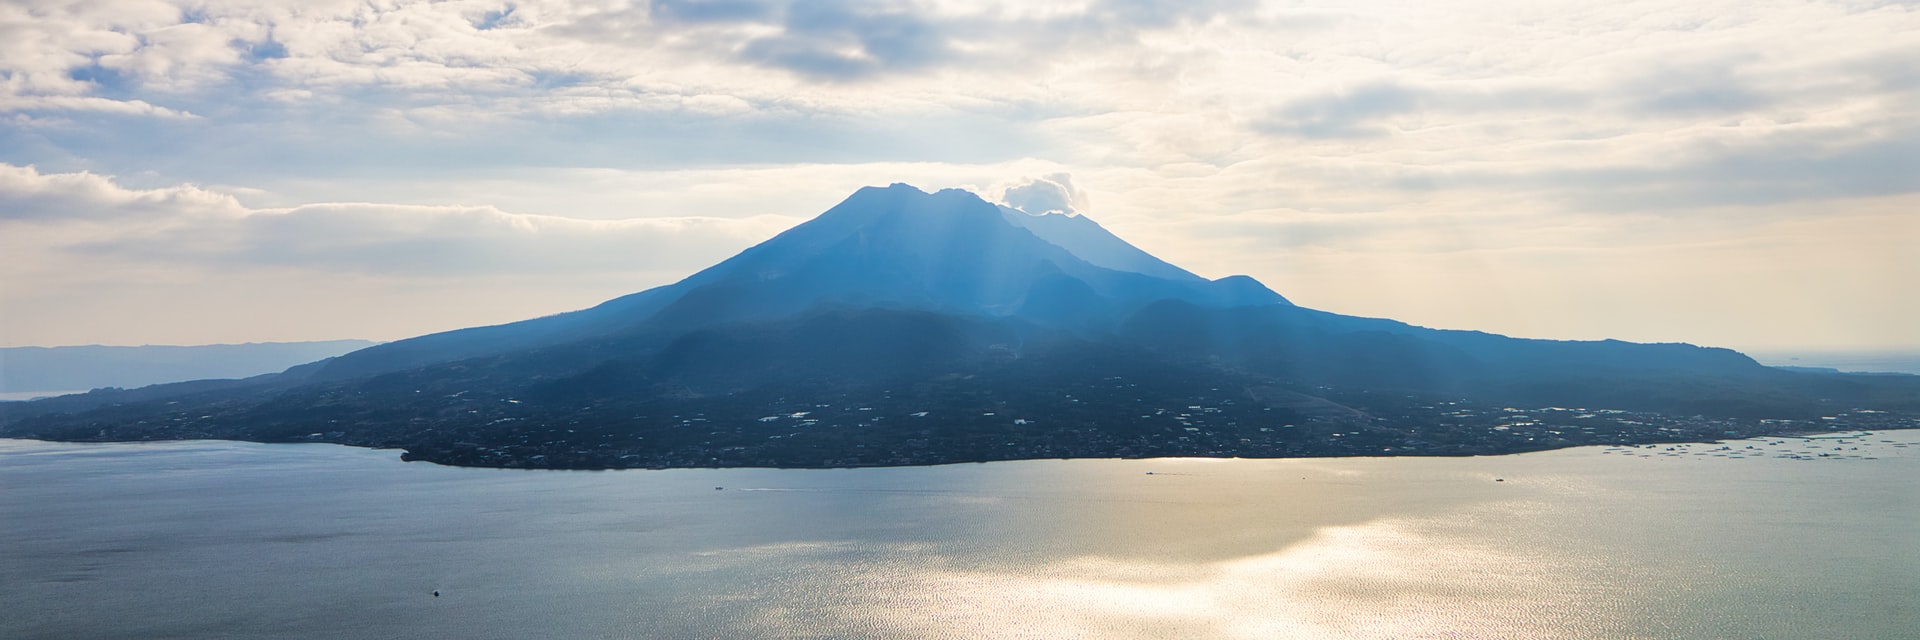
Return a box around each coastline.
[6,420,1914,471]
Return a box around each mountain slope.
[996,205,1209,283]
[317,184,1282,379]
[5,183,1916,468]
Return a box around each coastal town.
[312,375,1920,469]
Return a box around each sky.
[1,0,1916,353]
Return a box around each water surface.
[1750,350,1920,375]
[3,435,1915,639]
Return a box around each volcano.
[311,184,1285,380]
[6,184,1916,468]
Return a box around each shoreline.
[7,424,1914,471]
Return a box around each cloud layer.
[2,0,1916,349]
[0,163,794,344]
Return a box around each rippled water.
[3,434,1916,639]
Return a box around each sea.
[2,434,1915,640]
[1746,350,1920,375]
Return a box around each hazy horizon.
[10,319,1920,359]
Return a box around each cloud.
[0,163,804,345]
[1249,68,1774,142]
[0,163,241,222]
[651,0,779,24]
[998,173,1090,216]
[0,163,791,275]
[3,0,1917,349]
[1423,126,1920,212]
[738,8,950,81]
[1621,59,1774,115]
[1255,83,1429,140]
[88,202,797,277]
[0,0,1272,115]
[0,95,198,119]
[558,0,1265,82]
[1595,136,1920,209]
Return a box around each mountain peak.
[667,182,1289,323]
[811,183,1230,285]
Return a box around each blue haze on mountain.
[302,182,1770,391]
[316,184,1287,379]
[9,183,1911,470]
[273,182,1812,425]
[994,202,1203,282]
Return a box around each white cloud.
[997,173,1090,216]
[91,202,799,277]
[0,163,241,222]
